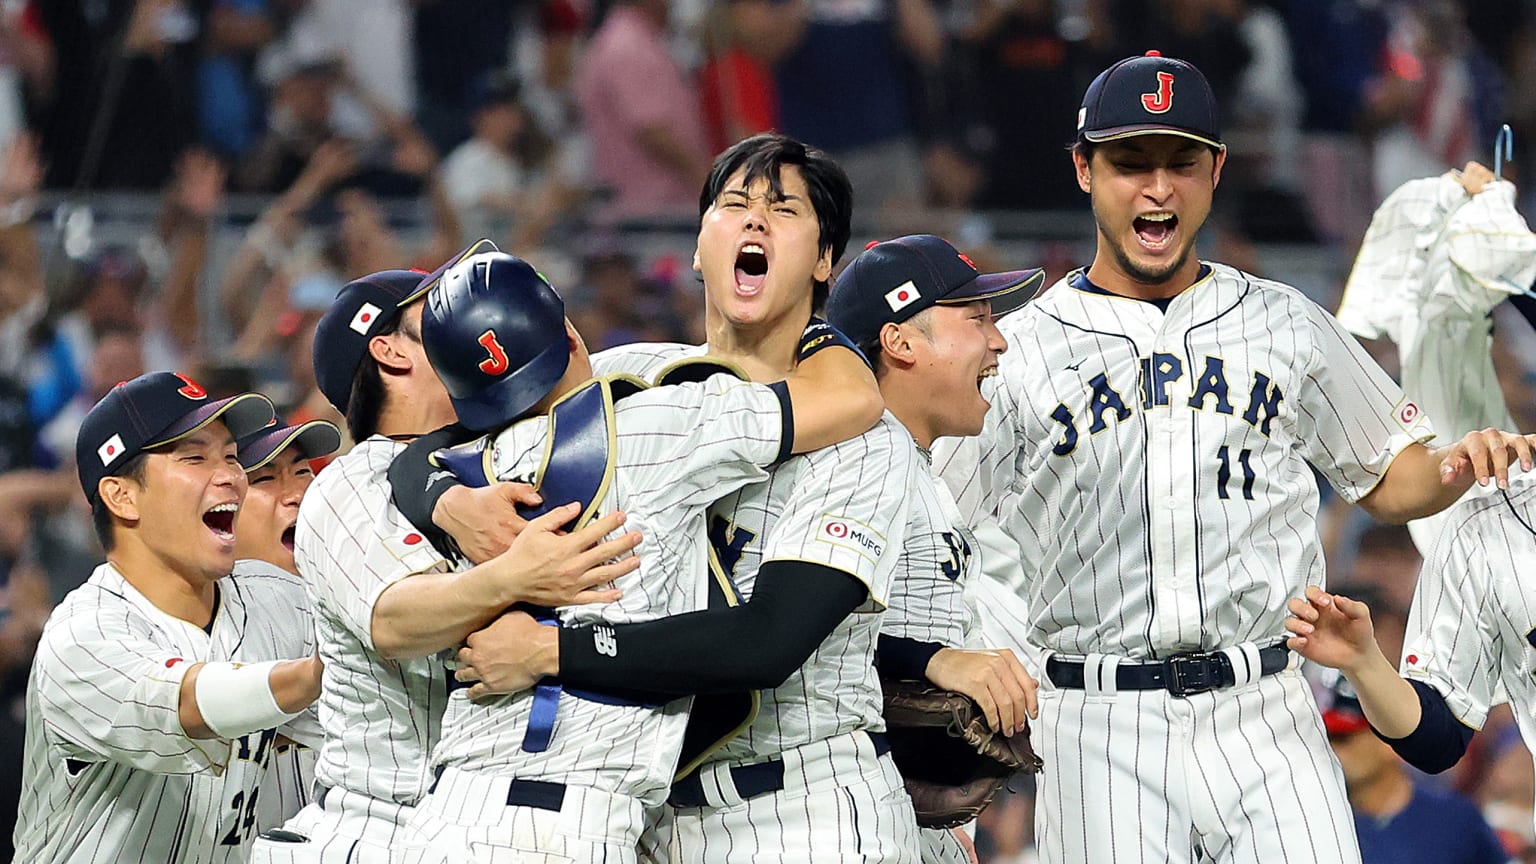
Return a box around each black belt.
[668,732,890,809]
[1046,644,1290,697]
[429,766,567,812]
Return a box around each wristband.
[193,660,302,738]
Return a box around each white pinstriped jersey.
[1400,473,1536,736]
[15,560,316,863]
[934,264,1435,659]
[882,447,977,649]
[594,343,913,764]
[294,438,453,806]
[430,376,787,802]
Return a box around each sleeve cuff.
[768,380,794,465]
[877,635,944,681]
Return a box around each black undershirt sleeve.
[386,423,474,559]
[1375,679,1477,774]
[875,635,944,681]
[559,560,868,697]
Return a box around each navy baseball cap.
[76,372,276,503]
[236,415,342,471]
[1078,51,1222,149]
[826,235,1044,347]
[310,242,498,414]
[1320,670,1370,736]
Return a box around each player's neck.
[107,544,220,628]
[1347,766,1414,818]
[703,306,804,382]
[1085,250,1201,301]
[376,381,457,439]
[881,385,936,450]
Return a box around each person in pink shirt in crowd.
[577,0,710,223]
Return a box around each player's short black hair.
[700,133,854,309]
[91,451,150,551]
[343,308,409,442]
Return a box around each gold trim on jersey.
[672,542,761,781]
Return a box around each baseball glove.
[882,679,1044,829]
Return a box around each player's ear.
[812,248,833,284]
[99,475,142,524]
[692,248,701,274]
[1073,148,1092,194]
[878,321,916,369]
[1211,144,1227,189]
[368,332,412,374]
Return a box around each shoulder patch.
[815,514,886,561]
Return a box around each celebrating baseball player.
[14,372,323,863]
[440,133,924,862]
[231,415,342,835]
[392,247,883,862]
[825,234,1045,862]
[931,51,1536,864]
[250,262,648,863]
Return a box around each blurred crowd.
[5,0,1536,862]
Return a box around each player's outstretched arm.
[1358,429,1536,522]
[453,562,870,699]
[780,319,885,452]
[1285,586,1421,738]
[370,504,638,660]
[177,654,324,740]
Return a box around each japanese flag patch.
[1402,648,1431,677]
[98,434,126,466]
[350,302,382,335]
[884,281,921,314]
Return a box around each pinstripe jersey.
[933,263,1435,660]
[15,560,316,863]
[293,437,452,807]
[430,376,788,802]
[882,446,977,649]
[593,343,913,763]
[1400,474,1536,739]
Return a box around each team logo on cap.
[98,433,126,466]
[1142,72,1174,114]
[884,280,922,313]
[350,302,382,335]
[477,330,510,375]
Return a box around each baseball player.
[825,235,1045,864]
[250,262,646,864]
[14,372,324,863]
[231,415,343,834]
[930,52,1536,864]
[392,248,883,862]
[448,133,924,863]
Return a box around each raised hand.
[1437,428,1536,490]
[1284,585,1379,672]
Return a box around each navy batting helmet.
[423,251,570,431]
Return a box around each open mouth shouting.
[734,243,768,295]
[281,524,298,553]
[1133,211,1177,252]
[203,502,238,544]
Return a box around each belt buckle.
[1164,653,1218,697]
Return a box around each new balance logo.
[426,470,453,491]
[1065,360,1084,371]
[594,625,618,657]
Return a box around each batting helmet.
[423,251,570,432]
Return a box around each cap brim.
[149,392,276,450]
[403,238,501,306]
[238,420,343,471]
[1322,710,1370,736]
[1082,126,1223,150]
[937,268,1046,319]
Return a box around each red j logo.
[477,331,510,375]
[1141,72,1174,114]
